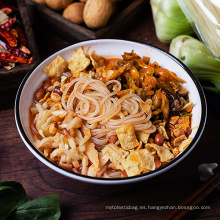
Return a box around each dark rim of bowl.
[15,39,207,182]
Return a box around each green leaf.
[11,194,61,220]
[0,181,29,206]
[0,186,17,220]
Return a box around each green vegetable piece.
[0,181,61,220]
[153,10,194,43]
[179,97,187,107]
[150,0,194,43]
[159,0,189,23]
[0,186,16,220]
[11,194,61,220]
[0,181,28,206]
[0,181,29,219]
[170,35,220,93]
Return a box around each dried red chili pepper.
[15,25,28,47]
[0,60,9,66]
[0,38,28,58]
[1,7,12,14]
[0,52,33,64]
[0,18,16,31]
[0,28,17,47]
[19,44,31,55]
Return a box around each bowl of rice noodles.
[15,39,206,184]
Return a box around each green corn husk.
[150,0,194,43]
[177,0,220,59]
[170,35,220,93]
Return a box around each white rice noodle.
[81,155,89,175]
[108,171,122,178]
[97,164,108,177]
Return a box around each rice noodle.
[62,78,156,146]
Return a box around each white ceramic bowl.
[15,39,207,184]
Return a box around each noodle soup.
[30,49,193,178]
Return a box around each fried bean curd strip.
[67,48,90,77]
[116,123,139,150]
[148,144,174,162]
[123,149,155,177]
[43,55,67,78]
[102,143,129,170]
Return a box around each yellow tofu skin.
[139,149,155,171]
[102,143,129,170]
[116,123,139,150]
[79,71,93,79]
[43,55,67,78]
[178,137,192,153]
[136,131,150,144]
[122,156,139,177]
[67,48,90,77]
[123,149,155,177]
[150,144,174,162]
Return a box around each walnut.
[83,0,113,29]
